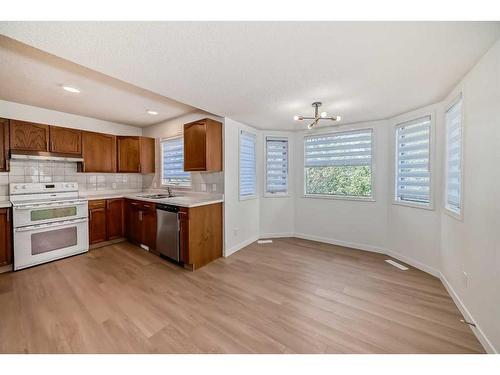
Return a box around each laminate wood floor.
[0,238,484,353]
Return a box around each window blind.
[239,131,256,198]
[161,137,191,186]
[266,137,288,194]
[395,116,431,205]
[445,97,463,214]
[304,129,372,167]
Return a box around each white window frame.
[264,135,289,198]
[302,128,376,202]
[160,135,191,188]
[392,114,435,210]
[444,94,465,220]
[239,129,257,201]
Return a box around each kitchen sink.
[140,194,173,199]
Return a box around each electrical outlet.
[201,183,207,192]
[212,183,217,191]
[233,228,239,236]
[111,182,117,189]
[463,271,469,288]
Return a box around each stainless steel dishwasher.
[156,204,180,261]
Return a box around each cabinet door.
[117,136,140,173]
[0,208,12,267]
[82,131,117,173]
[106,198,124,240]
[184,122,207,171]
[0,119,9,172]
[50,126,82,155]
[10,120,49,152]
[89,202,107,245]
[139,137,155,173]
[125,201,142,245]
[141,205,156,250]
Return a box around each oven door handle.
[14,201,88,210]
[14,218,88,232]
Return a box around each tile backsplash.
[0,159,143,197]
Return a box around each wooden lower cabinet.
[106,198,124,240]
[0,208,13,267]
[124,199,156,250]
[88,200,107,245]
[0,119,10,172]
[123,200,222,269]
[88,198,124,245]
[180,203,223,270]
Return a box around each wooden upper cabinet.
[10,120,49,152]
[0,118,9,172]
[49,126,82,155]
[184,118,222,172]
[117,136,155,173]
[81,131,117,173]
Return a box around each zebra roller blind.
[161,137,191,186]
[266,137,288,194]
[304,129,372,168]
[445,97,463,214]
[239,131,257,198]
[395,116,431,205]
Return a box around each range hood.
[10,152,84,163]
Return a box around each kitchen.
[0,106,225,273]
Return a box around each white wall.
[439,38,500,353]
[142,111,225,193]
[224,118,261,256]
[259,131,295,238]
[386,104,443,276]
[0,100,142,135]
[293,120,389,253]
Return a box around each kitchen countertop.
[0,200,11,208]
[81,191,224,208]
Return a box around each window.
[160,137,191,186]
[395,116,431,206]
[265,136,289,195]
[445,96,463,216]
[239,130,256,199]
[304,129,373,198]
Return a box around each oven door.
[13,199,88,227]
[13,218,89,271]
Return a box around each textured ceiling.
[1,22,499,130]
[0,35,195,127]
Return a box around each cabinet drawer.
[88,200,106,209]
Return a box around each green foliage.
[305,166,372,197]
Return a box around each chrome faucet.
[166,186,173,197]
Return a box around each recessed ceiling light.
[61,85,80,93]
[146,110,159,115]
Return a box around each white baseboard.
[440,273,497,354]
[224,235,259,257]
[259,232,295,239]
[294,232,387,254]
[385,249,440,278]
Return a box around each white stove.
[10,182,89,271]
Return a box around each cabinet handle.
[89,210,92,221]
[138,163,141,172]
[139,211,143,221]
[6,210,9,222]
[51,141,54,151]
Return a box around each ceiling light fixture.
[61,85,80,93]
[146,110,159,115]
[294,102,341,129]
